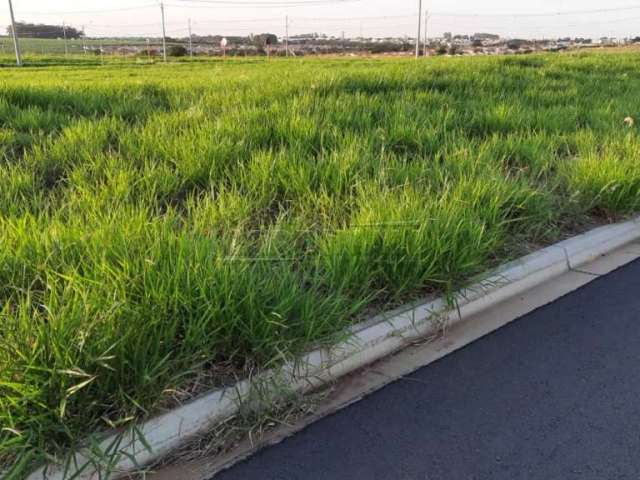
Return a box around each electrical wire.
[11,3,158,16]
[175,0,360,5]
[5,1,640,41]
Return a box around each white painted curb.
[24,216,640,480]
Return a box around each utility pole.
[285,16,289,56]
[62,21,68,56]
[160,2,167,63]
[415,0,422,58]
[188,18,193,57]
[7,0,22,66]
[81,25,87,54]
[423,10,429,56]
[99,40,104,65]
[146,38,151,62]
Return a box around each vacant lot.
[0,36,152,56]
[2,53,640,473]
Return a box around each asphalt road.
[216,259,640,480]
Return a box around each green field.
[0,36,159,56]
[2,53,640,474]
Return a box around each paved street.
[216,259,640,480]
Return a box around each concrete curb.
[26,217,640,480]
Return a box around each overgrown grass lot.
[2,52,640,473]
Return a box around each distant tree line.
[6,22,84,39]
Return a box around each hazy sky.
[3,0,640,39]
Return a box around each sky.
[3,0,640,40]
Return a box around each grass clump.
[1,52,640,474]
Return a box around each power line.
[175,0,360,5]
[430,4,640,18]
[12,4,640,27]
[294,13,415,21]
[165,0,361,9]
[265,5,640,22]
[12,4,158,16]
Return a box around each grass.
[2,51,640,475]
[0,36,161,56]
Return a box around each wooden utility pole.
[188,18,193,57]
[423,10,429,56]
[7,0,22,66]
[160,2,167,63]
[415,0,422,58]
[62,21,68,56]
[285,16,289,56]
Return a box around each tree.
[253,33,278,47]
[167,45,188,57]
[7,22,84,39]
[507,39,527,50]
[473,33,499,41]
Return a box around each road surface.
[216,259,640,480]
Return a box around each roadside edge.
[25,217,640,480]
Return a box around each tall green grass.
[1,52,640,474]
